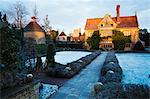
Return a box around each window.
[111,24,113,26]
[124,31,131,36]
[101,24,103,27]
[63,37,65,40]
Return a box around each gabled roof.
[85,16,138,30]
[85,18,103,30]
[59,32,67,36]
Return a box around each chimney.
[116,5,120,23]
[31,16,36,22]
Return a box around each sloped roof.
[115,16,138,28]
[59,32,67,36]
[85,18,103,30]
[24,21,44,32]
[85,16,138,30]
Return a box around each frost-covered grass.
[39,83,58,99]
[116,53,150,86]
[54,51,92,65]
[25,51,92,66]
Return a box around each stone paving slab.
[50,52,107,99]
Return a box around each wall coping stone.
[1,80,40,99]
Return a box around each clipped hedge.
[101,62,122,76]
[93,52,150,99]
[99,52,123,83]
[47,51,101,78]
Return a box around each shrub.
[101,62,122,76]
[133,41,144,51]
[46,43,56,67]
[100,72,122,84]
[123,84,150,99]
[112,30,131,50]
[36,56,42,68]
[87,30,100,50]
[96,82,125,99]
[35,44,47,55]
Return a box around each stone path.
[50,52,107,99]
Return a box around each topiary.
[46,42,56,67]
[36,56,42,68]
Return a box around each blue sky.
[0,0,150,34]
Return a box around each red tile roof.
[85,16,138,30]
[85,18,102,30]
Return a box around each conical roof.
[24,16,45,32]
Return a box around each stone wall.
[2,80,40,99]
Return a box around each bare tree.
[43,15,52,32]
[6,1,29,28]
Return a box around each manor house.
[85,5,139,50]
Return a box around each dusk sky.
[0,0,150,34]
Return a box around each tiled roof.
[59,32,67,36]
[85,16,138,30]
[115,16,138,28]
[85,18,102,30]
[24,21,44,32]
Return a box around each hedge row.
[99,52,122,84]
[92,52,150,99]
[47,51,101,78]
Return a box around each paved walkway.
[51,52,107,99]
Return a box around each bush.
[100,72,122,84]
[96,82,125,99]
[35,56,42,68]
[123,84,150,99]
[101,62,122,76]
[133,41,144,51]
[46,43,56,66]
[87,30,100,50]
[35,44,47,55]
[112,30,131,50]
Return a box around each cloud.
[138,9,150,30]
[0,0,150,33]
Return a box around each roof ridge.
[87,15,136,19]
[87,18,102,20]
[85,15,138,30]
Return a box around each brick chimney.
[116,5,120,23]
[31,16,36,22]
